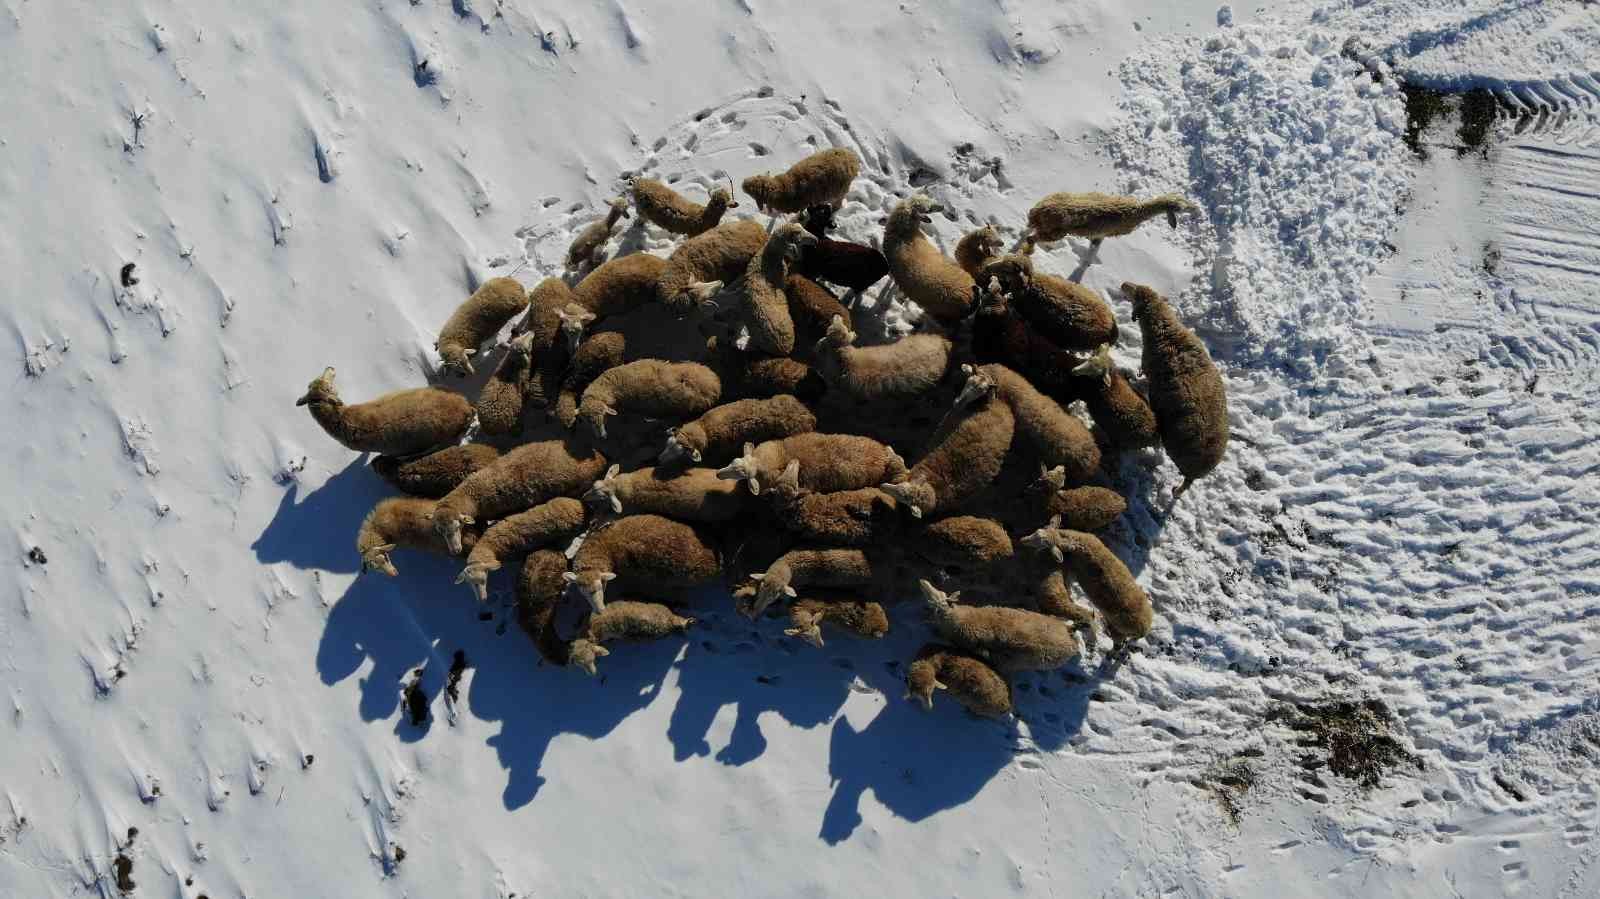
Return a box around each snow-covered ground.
[3,1,1597,896]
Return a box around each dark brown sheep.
[1125,282,1228,496]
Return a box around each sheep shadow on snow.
[287,466,1100,830]
[251,456,393,574]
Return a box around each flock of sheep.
[296,146,1227,719]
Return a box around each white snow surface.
[4,1,1600,897]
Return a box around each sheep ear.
[961,363,974,376]
[748,477,761,496]
[609,494,623,515]
[600,572,617,582]
[1050,546,1064,564]
[375,544,397,553]
[1048,514,1062,529]
[933,679,949,692]
[464,348,477,357]
[947,590,962,604]
[743,442,755,456]
[562,571,578,583]
[750,573,765,581]
[460,516,475,525]
[690,449,702,462]
[784,586,797,598]
[606,463,620,479]
[593,645,610,657]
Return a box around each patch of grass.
[1271,698,1422,790]
[1196,757,1258,826]
[1401,84,1451,158]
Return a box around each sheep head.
[438,344,478,377]
[582,464,626,515]
[568,639,609,676]
[980,255,1033,295]
[747,566,797,618]
[880,480,933,519]
[607,195,632,221]
[1071,343,1115,386]
[771,222,819,263]
[954,363,997,408]
[802,203,836,237]
[1151,194,1198,228]
[769,459,804,504]
[1019,519,1070,563]
[658,427,702,465]
[1035,465,1067,492]
[563,569,616,614]
[715,443,763,494]
[917,578,960,615]
[578,401,617,441]
[784,609,825,648]
[432,510,474,556]
[904,661,943,711]
[454,560,500,602]
[820,314,856,350]
[295,367,340,407]
[741,173,776,210]
[1121,281,1159,318]
[558,304,596,353]
[507,331,537,360]
[684,280,725,308]
[708,183,738,212]
[975,277,1008,313]
[360,543,399,577]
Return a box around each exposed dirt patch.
[1272,698,1422,790]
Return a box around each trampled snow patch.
[1113,22,1410,371]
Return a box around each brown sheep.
[911,515,1014,571]
[660,395,817,466]
[882,195,976,324]
[1025,191,1197,251]
[738,223,817,356]
[567,196,631,270]
[475,331,536,436]
[954,363,1099,483]
[435,277,529,376]
[880,395,1015,519]
[717,432,907,497]
[769,486,900,547]
[906,645,1013,717]
[568,253,668,330]
[1020,522,1152,648]
[356,497,480,577]
[656,219,768,316]
[457,496,588,601]
[296,367,473,456]
[981,255,1117,352]
[516,549,574,667]
[704,335,827,403]
[742,148,861,213]
[431,439,608,555]
[795,204,889,293]
[583,464,744,522]
[783,592,890,647]
[576,359,722,441]
[1125,282,1229,496]
[569,600,696,676]
[919,580,1079,673]
[745,546,889,618]
[511,277,587,406]
[554,331,632,429]
[784,274,852,355]
[954,225,1003,278]
[565,514,723,612]
[813,315,953,404]
[970,281,1083,403]
[631,178,737,236]
[1071,343,1160,450]
[371,443,501,499]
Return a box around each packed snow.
[3,1,1598,897]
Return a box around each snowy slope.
[3,1,1599,897]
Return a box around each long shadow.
[251,457,392,573]
[665,597,860,766]
[315,555,678,809]
[816,646,1093,844]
